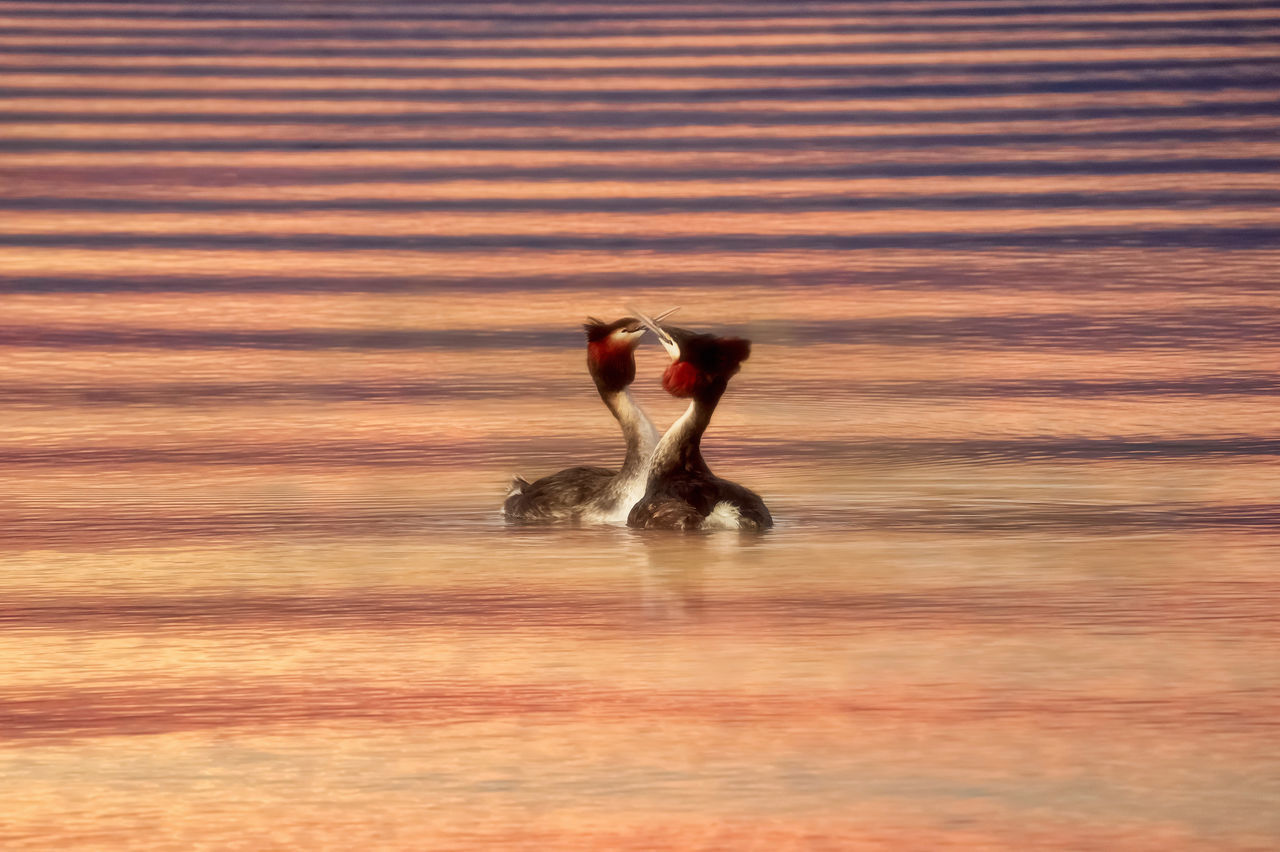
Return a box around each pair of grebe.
[504,309,772,531]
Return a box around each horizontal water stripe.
[8,190,1280,214]
[6,212,1278,246]
[3,52,1277,81]
[4,250,1274,289]
[2,250,1273,291]
[4,8,1276,31]
[5,11,1264,29]
[0,375,1275,406]
[7,135,1274,159]
[4,679,1274,744]
[2,0,1270,13]
[6,123,1275,153]
[4,45,1276,72]
[4,93,1272,118]
[7,73,1279,102]
[6,113,1279,139]
[6,30,1279,57]
[3,228,1278,252]
[8,90,1279,114]
[1,436,1278,467]
[1,1,1272,20]
[0,502,1277,548]
[3,55,1274,79]
[2,573,1277,631]
[8,146,1276,173]
[10,174,1280,202]
[2,312,1278,351]
[828,375,1280,398]
[3,15,1277,40]
[8,118,1277,149]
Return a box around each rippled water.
[2,1,1279,849]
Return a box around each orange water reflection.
[3,0,1280,847]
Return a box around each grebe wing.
[713,479,773,530]
[627,494,706,530]
[503,465,616,522]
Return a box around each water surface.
[1,1,1279,849]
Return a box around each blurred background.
[1,1,1278,849]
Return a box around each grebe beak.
[628,305,682,359]
[619,306,677,337]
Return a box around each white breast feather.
[701,502,743,530]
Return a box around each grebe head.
[629,310,751,399]
[583,308,679,393]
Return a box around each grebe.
[504,312,673,524]
[626,313,773,531]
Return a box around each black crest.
[584,316,641,343]
[583,317,611,342]
[667,326,752,377]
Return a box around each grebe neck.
[650,381,726,477]
[600,387,659,476]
